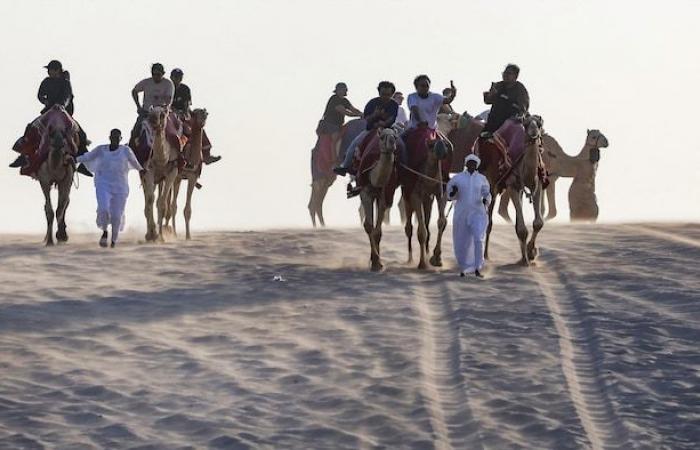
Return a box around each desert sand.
[0,223,698,449]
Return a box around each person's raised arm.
[483,82,498,105]
[76,147,99,163]
[443,80,457,104]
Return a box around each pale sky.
[1,0,698,234]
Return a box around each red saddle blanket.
[15,106,79,177]
[351,131,399,206]
[131,112,185,166]
[399,127,451,198]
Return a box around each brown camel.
[140,106,180,242]
[401,130,451,270]
[169,108,208,240]
[497,129,609,222]
[308,119,366,227]
[37,128,76,246]
[359,128,398,271]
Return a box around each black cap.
[44,60,62,71]
[171,68,183,76]
[151,63,165,74]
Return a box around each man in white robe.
[446,154,492,278]
[77,129,143,247]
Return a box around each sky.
[0,0,698,234]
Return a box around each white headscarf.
[465,153,481,169]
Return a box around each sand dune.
[0,224,698,449]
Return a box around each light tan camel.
[360,128,398,271]
[478,116,545,264]
[507,116,546,265]
[140,106,180,242]
[497,129,609,221]
[37,128,76,246]
[169,108,208,240]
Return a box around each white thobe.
[446,171,492,273]
[77,145,143,242]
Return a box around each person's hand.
[450,80,456,93]
[483,198,489,206]
[449,185,458,197]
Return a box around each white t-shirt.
[395,104,409,127]
[134,78,174,110]
[407,92,444,130]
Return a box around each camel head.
[586,129,609,149]
[524,114,544,140]
[147,106,169,131]
[378,128,398,154]
[437,113,462,136]
[191,108,208,127]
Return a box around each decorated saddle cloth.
[353,131,399,206]
[399,127,451,198]
[131,112,186,166]
[16,106,79,177]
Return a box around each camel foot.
[417,260,427,270]
[370,262,384,272]
[45,239,54,247]
[56,229,68,243]
[429,255,443,267]
[527,246,539,261]
[519,258,531,267]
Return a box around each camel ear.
[587,129,590,133]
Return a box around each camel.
[479,116,546,265]
[169,108,208,240]
[401,130,451,270]
[497,129,609,222]
[139,106,180,242]
[308,119,366,227]
[37,126,76,246]
[358,128,399,271]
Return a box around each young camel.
[140,107,180,242]
[170,108,208,239]
[359,128,398,271]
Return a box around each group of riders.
[314,64,533,277]
[9,60,221,177]
[318,63,529,197]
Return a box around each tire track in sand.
[409,273,484,450]
[625,225,700,249]
[531,251,631,450]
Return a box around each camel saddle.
[14,106,79,177]
[352,130,399,206]
[130,112,186,167]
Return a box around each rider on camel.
[9,60,91,176]
[130,63,174,140]
[318,82,363,146]
[333,81,399,177]
[170,68,220,165]
[481,63,529,136]
[402,75,456,164]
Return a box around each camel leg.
[412,193,428,270]
[40,181,54,246]
[498,191,512,222]
[55,174,72,243]
[509,187,529,266]
[184,175,197,240]
[383,205,391,225]
[398,195,407,225]
[422,195,433,253]
[361,191,381,271]
[316,178,333,227]
[373,199,388,269]
[308,181,321,228]
[527,185,544,261]
[430,194,447,267]
[170,177,181,237]
[403,196,414,264]
[142,173,157,242]
[545,176,558,220]
[156,170,178,241]
[484,187,497,260]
